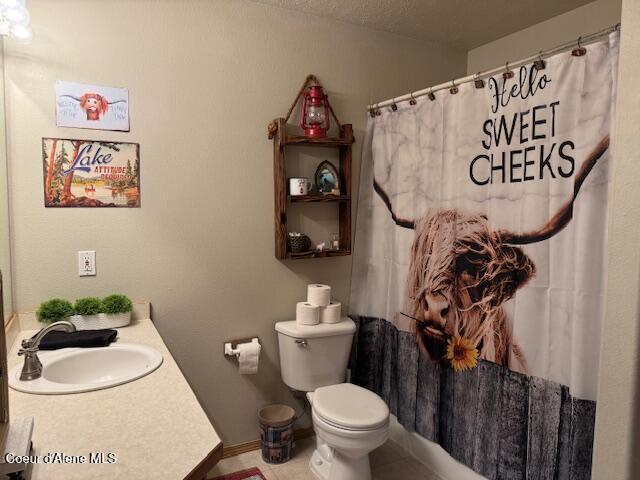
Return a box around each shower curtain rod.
[367,23,620,111]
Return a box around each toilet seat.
[312,383,389,431]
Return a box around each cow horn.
[59,94,81,102]
[373,135,609,240]
[373,179,416,229]
[499,135,610,245]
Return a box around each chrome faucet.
[18,320,76,381]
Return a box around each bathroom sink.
[8,343,163,395]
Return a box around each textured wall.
[3,0,466,445]
[0,45,11,321]
[251,0,593,50]
[593,0,640,478]
[466,0,621,73]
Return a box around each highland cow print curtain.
[349,32,618,479]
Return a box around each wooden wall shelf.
[289,194,350,203]
[287,249,351,260]
[272,117,355,259]
[284,135,354,147]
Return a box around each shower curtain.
[349,32,618,479]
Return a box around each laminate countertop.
[7,318,221,480]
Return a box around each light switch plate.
[78,250,96,276]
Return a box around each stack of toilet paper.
[296,284,342,326]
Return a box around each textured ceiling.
[250,0,594,50]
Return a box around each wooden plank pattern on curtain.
[496,370,529,480]
[380,320,398,416]
[350,317,383,393]
[555,385,573,480]
[397,331,419,430]
[416,352,440,442]
[472,361,504,479]
[349,316,596,480]
[527,377,562,480]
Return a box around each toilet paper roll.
[296,302,320,326]
[320,301,342,324]
[307,284,331,307]
[238,341,261,375]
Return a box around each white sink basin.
[9,343,163,394]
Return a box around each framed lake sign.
[42,138,140,208]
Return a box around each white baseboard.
[389,415,487,480]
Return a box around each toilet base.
[309,449,330,480]
[305,387,389,480]
[309,447,372,480]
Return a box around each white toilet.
[275,318,390,480]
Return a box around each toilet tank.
[275,318,356,392]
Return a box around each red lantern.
[301,85,329,138]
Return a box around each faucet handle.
[17,345,33,356]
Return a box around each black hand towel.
[35,329,118,350]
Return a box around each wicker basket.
[288,234,311,253]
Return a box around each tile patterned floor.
[208,437,443,480]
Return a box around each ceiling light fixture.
[0,0,32,41]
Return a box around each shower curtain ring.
[534,50,546,71]
[572,36,587,56]
[503,61,514,79]
[390,98,398,112]
[427,87,436,101]
[449,79,458,95]
[409,92,417,106]
[474,73,485,89]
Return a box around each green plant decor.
[36,298,74,324]
[102,294,133,315]
[74,297,102,316]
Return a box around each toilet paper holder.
[224,337,261,357]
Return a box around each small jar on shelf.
[330,233,340,251]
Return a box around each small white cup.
[289,177,311,196]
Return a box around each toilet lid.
[313,383,389,431]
